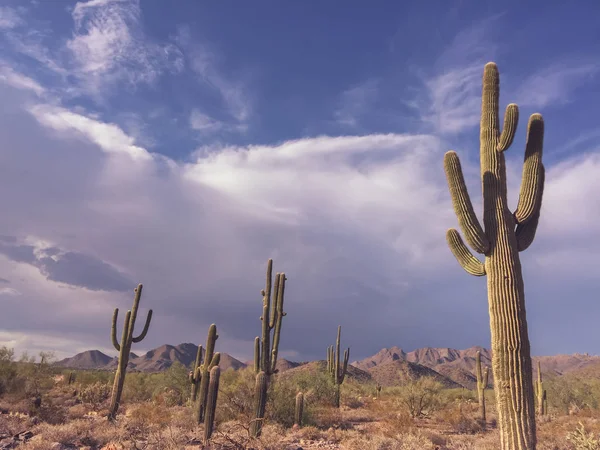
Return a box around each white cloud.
[515,62,599,109]
[66,0,183,95]
[0,65,45,96]
[334,79,379,127]
[0,287,21,297]
[0,6,23,30]
[189,109,224,133]
[28,103,152,161]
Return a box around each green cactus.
[295,391,304,427]
[327,325,349,408]
[250,259,287,437]
[192,324,220,423]
[250,371,268,438]
[254,259,287,376]
[67,372,75,385]
[444,62,544,449]
[535,361,547,416]
[108,284,153,420]
[376,383,382,399]
[203,366,221,445]
[475,351,489,425]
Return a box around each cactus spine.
[203,366,221,445]
[327,325,349,408]
[108,284,153,420]
[192,324,220,423]
[475,351,489,424]
[250,259,287,437]
[535,361,547,416]
[444,62,545,449]
[295,392,304,427]
[250,371,268,438]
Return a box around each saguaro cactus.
[250,371,268,438]
[191,324,221,423]
[295,392,304,427]
[444,62,545,449]
[108,284,153,420]
[475,351,490,424]
[251,259,287,437]
[535,361,547,416]
[203,366,221,445]
[327,325,349,408]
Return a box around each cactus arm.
[514,114,545,224]
[270,273,286,373]
[446,229,486,276]
[444,151,490,254]
[269,270,280,329]
[209,352,221,369]
[340,348,349,384]
[111,308,121,351]
[516,165,545,252]
[132,310,152,343]
[254,337,260,374]
[335,326,341,382]
[497,104,519,152]
[127,284,143,341]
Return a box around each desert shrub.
[566,422,600,450]
[151,361,190,406]
[217,366,257,423]
[121,372,159,403]
[390,377,444,418]
[546,374,600,415]
[78,381,111,410]
[70,369,112,386]
[0,346,18,396]
[438,404,483,434]
[17,351,57,397]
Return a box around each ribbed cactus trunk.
[327,325,349,408]
[250,371,268,438]
[444,62,545,450]
[535,361,546,416]
[476,351,489,425]
[251,259,287,437]
[193,324,221,423]
[295,392,304,427]
[203,366,221,445]
[108,284,153,421]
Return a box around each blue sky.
[0,0,599,362]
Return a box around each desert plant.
[0,346,17,396]
[78,381,111,410]
[395,377,443,418]
[535,361,547,416]
[444,62,545,449]
[295,391,304,427]
[376,383,382,399]
[190,324,221,423]
[250,258,287,437]
[475,350,489,425]
[203,365,221,444]
[108,283,153,420]
[566,422,600,450]
[326,325,349,408]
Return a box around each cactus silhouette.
[444,62,545,449]
[108,284,152,420]
[327,325,349,408]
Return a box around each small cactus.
[203,366,221,445]
[475,351,490,425]
[295,392,304,427]
[108,284,152,421]
[326,325,349,408]
[250,371,268,437]
[375,384,382,399]
[535,361,547,416]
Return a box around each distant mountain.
[280,360,372,383]
[56,343,247,373]
[367,360,462,388]
[55,350,114,370]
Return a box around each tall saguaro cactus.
[108,284,153,420]
[251,259,287,437]
[535,361,547,416]
[327,325,349,408]
[191,324,221,423]
[475,351,489,425]
[444,62,545,449]
[203,366,221,445]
